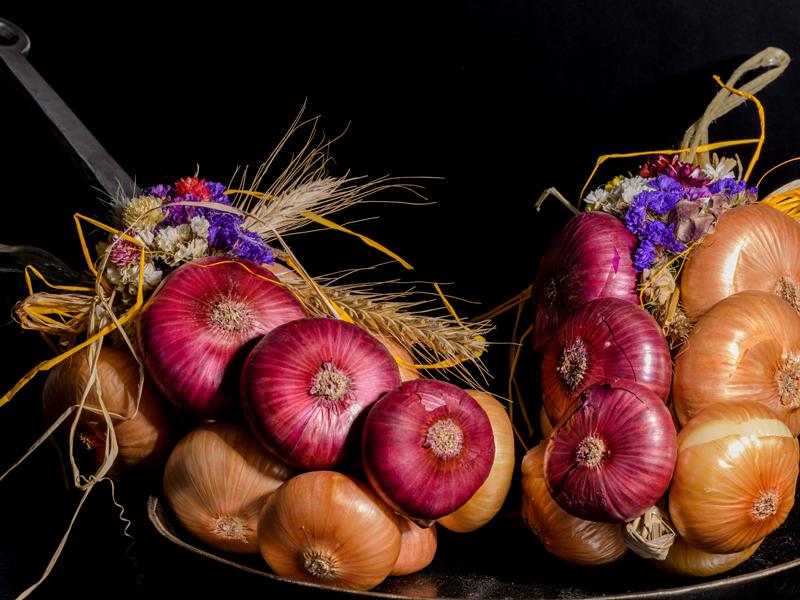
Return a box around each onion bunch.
[531,212,638,351]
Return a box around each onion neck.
[213,515,249,542]
[777,277,800,314]
[423,417,464,460]
[752,489,779,519]
[575,435,606,467]
[776,353,800,409]
[302,549,337,580]
[309,362,353,403]
[210,298,252,333]
[558,338,588,391]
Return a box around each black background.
[3,2,800,598]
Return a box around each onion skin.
[669,401,798,554]
[375,335,421,382]
[362,379,495,521]
[541,298,672,425]
[654,534,763,578]
[42,345,172,470]
[531,212,638,352]
[545,381,677,523]
[258,471,401,591]
[163,422,292,553]
[391,518,437,576]
[438,390,514,533]
[673,290,800,435]
[242,318,401,469]
[137,257,306,418]
[521,443,627,566]
[540,406,554,439]
[681,203,800,319]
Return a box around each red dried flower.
[175,176,213,201]
[639,155,710,187]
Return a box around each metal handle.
[0,18,137,200]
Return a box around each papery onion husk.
[540,406,554,439]
[673,290,800,435]
[438,390,514,533]
[521,442,627,566]
[669,401,798,554]
[43,345,172,470]
[163,422,292,553]
[654,532,763,578]
[681,203,800,319]
[362,379,495,521]
[545,381,677,523]
[258,471,401,591]
[531,212,638,352]
[375,335,421,382]
[541,298,672,425]
[137,257,306,417]
[391,517,438,576]
[242,318,401,469]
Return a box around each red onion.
[531,212,637,352]
[241,318,401,469]
[541,297,672,425]
[544,381,677,523]
[362,380,495,521]
[137,257,305,417]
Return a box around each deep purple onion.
[241,318,401,469]
[544,381,677,523]
[137,257,306,417]
[531,212,638,352]
[362,379,495,521]
[541,297,672,425]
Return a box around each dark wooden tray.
[147,494,800,599]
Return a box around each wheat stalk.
[230,108,428,241]
[276,268,492,389]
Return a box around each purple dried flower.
[234,230,274,264]
[207,210,244,249]
[625,194,648,236]
[633,239,656,272]
[710,177,747,196]
[145,184,173,199]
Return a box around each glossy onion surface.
[363,380,495,521]
[541,297,672,425]
[669,401,798,554]
[242,318,401,469]
[681,203,800,319]
[137,257,305,417]
[531,212,637,352]
[673,290,800,435]
[521,443,627,566]
[545,381,677,523]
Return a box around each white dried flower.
[189,215,210,239]
[121,195,165,230]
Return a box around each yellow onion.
[540,406,554,438]
[258,471,401,591]
[163,422,292,553]
[669,401,798,554]
[439,390,514,532]
[375,335,420,382]
[391,517,437,576]
[42,345,172,470]
[681,203,800,319]
[673,290,800,435]
[655,533,763,578]
[520,443,627,566]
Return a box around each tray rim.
[146,494,800,599]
